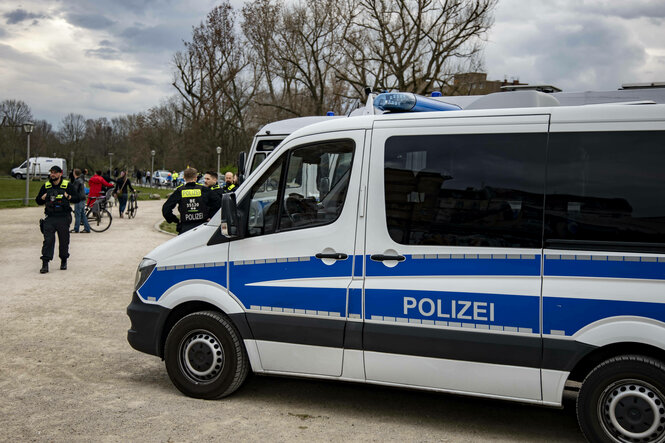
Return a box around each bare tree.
[242,0,351,117]
[0,99,35,168]
[172,1,257,165]
[337,0,497,98]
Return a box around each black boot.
[40,260,49,274]
[60,259,67,270]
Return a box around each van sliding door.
[362,115,549,401]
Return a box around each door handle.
[370,254,406,262]
[315,252,348,260]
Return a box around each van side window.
[247,155,285,237]
[245,139,355,237]
[249,153,266,175]
[279,140,354,231]
[545,131,665,251]
[384,134,546,247]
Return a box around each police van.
[128,91,665,442]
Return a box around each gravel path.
[0,200,584,442]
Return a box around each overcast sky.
[1,0,664,128]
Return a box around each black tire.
[15,173,23,180]
[164,311,249,399]
[85,208,112,232]
[127,197,137,218]
[577,355,665,443]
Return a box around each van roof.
[257,115,343,136]
[285,102,665,142]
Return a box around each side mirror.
[237,151,247,185]
[221,193,240,237]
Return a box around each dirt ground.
[0,200,585,442]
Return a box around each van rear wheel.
[164,311,248,399]
[577,355,665,443]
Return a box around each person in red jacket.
[87,170,114,207]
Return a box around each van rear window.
[545,131,665,251]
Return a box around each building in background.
[444,72,530,95]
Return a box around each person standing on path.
[70,168,91,234]
[162,168,219,234]
[35,165,81,273]
[114,170,135,218]
[203,171,223,214]
[87,170,114,207]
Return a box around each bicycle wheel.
[85,208,113,232]
[128,196,138,218]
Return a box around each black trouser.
[41,214,72,261]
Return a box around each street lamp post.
[150,150,155,188]
[216,146,222,176]
[70,151,74,171]
[23,122,34,206]
[108,152,114,178]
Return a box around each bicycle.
[126,190,138,219]
[85,189,113,232]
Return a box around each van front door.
[362,116,549,401]
[229,132,365,376]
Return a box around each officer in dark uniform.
[162,167,220,234]
[36,165,81,273]
[222,171,237,193]
[203,171,223,215]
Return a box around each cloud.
[119,23,185,52]
[486,0,657,91]
[65,12,115,29]
[3,8,47,25]
[85,47,121,60]
[127,76,155,85]
[91,83,133,93]
[573,1,665,20]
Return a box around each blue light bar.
[374,92,460,113]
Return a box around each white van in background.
[11,157,67,179]
[238,115,343,183]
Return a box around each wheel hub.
[180,331,224,383]
[601,380,665,442]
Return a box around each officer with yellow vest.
[222,171,236,193]
[162,167,220,234]
[35,165,81,273]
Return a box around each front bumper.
[127,291,170,357]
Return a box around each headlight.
[134,258,157,290]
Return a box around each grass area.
[134,185,173,201]
[0,176,45,208]
[159,221,178,234]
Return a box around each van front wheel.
[164,311,249,399]
[577,355,665,443]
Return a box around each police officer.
[162,167,220,234]
[36,165,81,273]
[203,171,223,215]
[222,171,236,193]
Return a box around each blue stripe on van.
[354,255,363,277]
[366,254,541,277]
[365,289,540,333]
[544,255,665,280]
[544,296,665,336]
[230,257,351,315]
[138,264,226,301]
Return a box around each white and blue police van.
[128,91,665,443]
